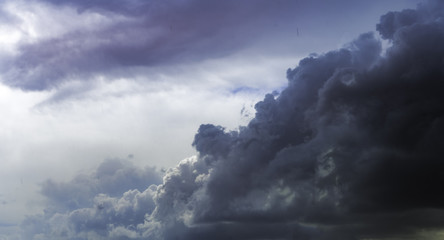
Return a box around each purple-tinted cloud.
[2,0,302,91]
[2,0,417,92]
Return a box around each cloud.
[0,63,272,228]
[40,159,161,212]
[149,1,444,238]
[18,0,444,239]
[21,159,162,239]
[0,0,301,91]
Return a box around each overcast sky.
[3,0,443,239]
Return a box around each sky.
[2,0,444,239]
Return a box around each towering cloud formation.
[21,0,444,239]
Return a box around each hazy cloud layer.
[19,1,444,239]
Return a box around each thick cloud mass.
[21,1,444,239]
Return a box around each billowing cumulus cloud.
[41,158,161,211]
[18,0,444,239]
[21,159,162,239]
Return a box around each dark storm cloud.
[20,0,444,239]
[2,0,300,91]
[148,1,444,238]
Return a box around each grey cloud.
[0,4,18,24]
[21,159,161,239]
[22,188,158,240]
[19,0,444,239]
[2,0,301,91]
[376,0,444,40]
[33,0,152,16]
[145,1,444,239]
[376,9,420,39]
[40,158,161,213]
